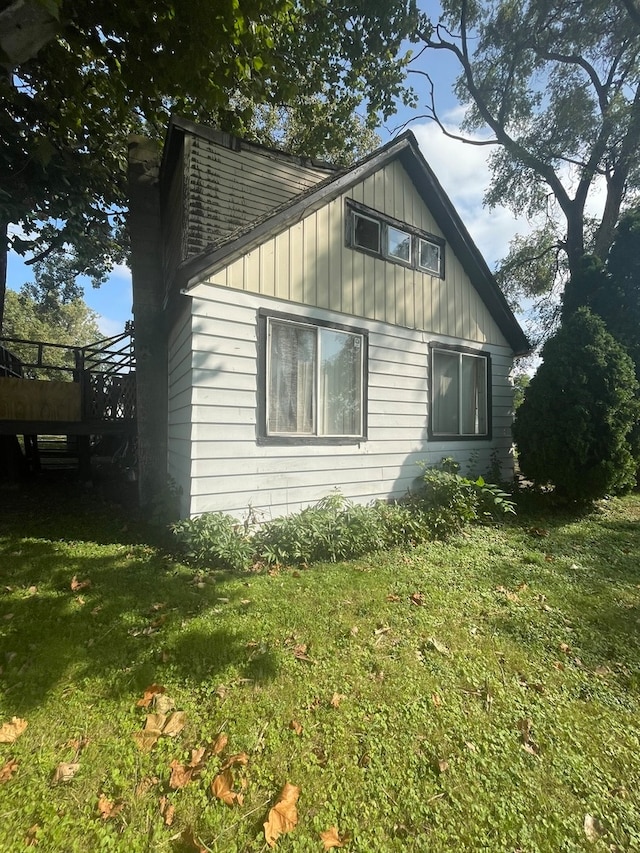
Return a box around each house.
[128,117,529,520]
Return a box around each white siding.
[174,286,515,520]
[167,303,193,516]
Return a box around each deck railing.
[0,326,136,423]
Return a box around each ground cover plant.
[1,479,640,851]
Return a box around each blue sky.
[6,21,529,336]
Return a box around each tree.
[0,0,419,327]
[416,0,640,322]
[2,256,102,379]
[513,307,638,500]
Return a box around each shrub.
[514,308,639,501]
[416,462,516,538]
[172,511,253,571]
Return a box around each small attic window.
[353,212,380,253]
[347,200,445,277]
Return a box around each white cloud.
[95,314,125,338]
[411,118,530,269]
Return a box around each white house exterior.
[147,118,529,520]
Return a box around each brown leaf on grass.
[135,776,159,797]
[0,759,19,784]
[25,825,39,847]
[211,768,243,806]
[97,793,124,821]
[386,593,401,602]
[320,825,347,849]
[0,717,27,743]
[437,758,449,773]
[465,741,477,753]
[136,684,166,708]
[292,643,314,663]
[212,732,228,755]
[584,814,605,843]
[169,760,194,789]
[519,718,540,757]
[264,783,300,848]
[52,762,80,784]
[133,711,186,751]
[181,827,207,852]
[559,642,571,654]
[330,693,346,708]
[220,752,249,772]
[70,575,91,592]
[431,693,442,707]
[410,592,426,606]
[159,795,175,826]
[289,720,303,735]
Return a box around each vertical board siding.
[167,305,194,516]
[178,287,515,520]
[184,135,331,258]
[204,161,507,348]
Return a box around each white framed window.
[266,318,365,439]
[431,347,489,437]
[387,226,412,263]
[419,238,441,275]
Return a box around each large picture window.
[265,316,365,440]
[431,347,490,438]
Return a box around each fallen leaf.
[320,825,346,849]
[25,825,39,847]
[0,759,19,784]
[465,741,477,753]
[211,768,240,806]
[169,760,194,789]
[559,642,571,654]
[292,643,314,663]
[0,717,27,743]
[584,814,605,843]
[136,684,166,708]
[160,711,186,738]
[289,720,303,735]
[264,783,300,848]
[410,592,426,606]
[330,693,346,708]
[159,795,175,826]
[427,637,450,656]
[518,718,540,756]
[431,693,442,707]
[97,793,124,820]
[135,776,159,797]
[386,593,401,602]
[220,752,249,771]
[212,732,228,755]
[70,575,91,592]
[437,758,449,773]
[133,711,185,751]
[52,762,81,784]
[180,827,207,852]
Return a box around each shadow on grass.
[0,479,277,714]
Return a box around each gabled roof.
[174,127,530,355]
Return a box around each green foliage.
[1,0,418,288]
[172,511,254,572]
[514,308,639,501]
[417,461,516,538]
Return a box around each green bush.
[514,307,639,501]
[171,511,254,571]
[416,462,516,538]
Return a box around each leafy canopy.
[1,0,419,287]
[416,0,640,328]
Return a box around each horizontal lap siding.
[182,287,514,520]
[168,305,194,515]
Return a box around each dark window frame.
[428,343,492,441]
[346,199,445,278]
[257,308,369,446]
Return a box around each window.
[265,316,365,440]
[347,201,445,277]
[431,347,489,438]
[419,238,441,275]
[353,212,380,253]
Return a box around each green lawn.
[1,481,639,852]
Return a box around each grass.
[1,478,639,851]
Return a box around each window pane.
[354,214,380,252]
[461,355,487,434]
[419,239,441,274]
[432,350,460,435]
[268,322,315,434]
[319,330,362,435]
[387,226,411,262]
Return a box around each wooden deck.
[0,331,137,476]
